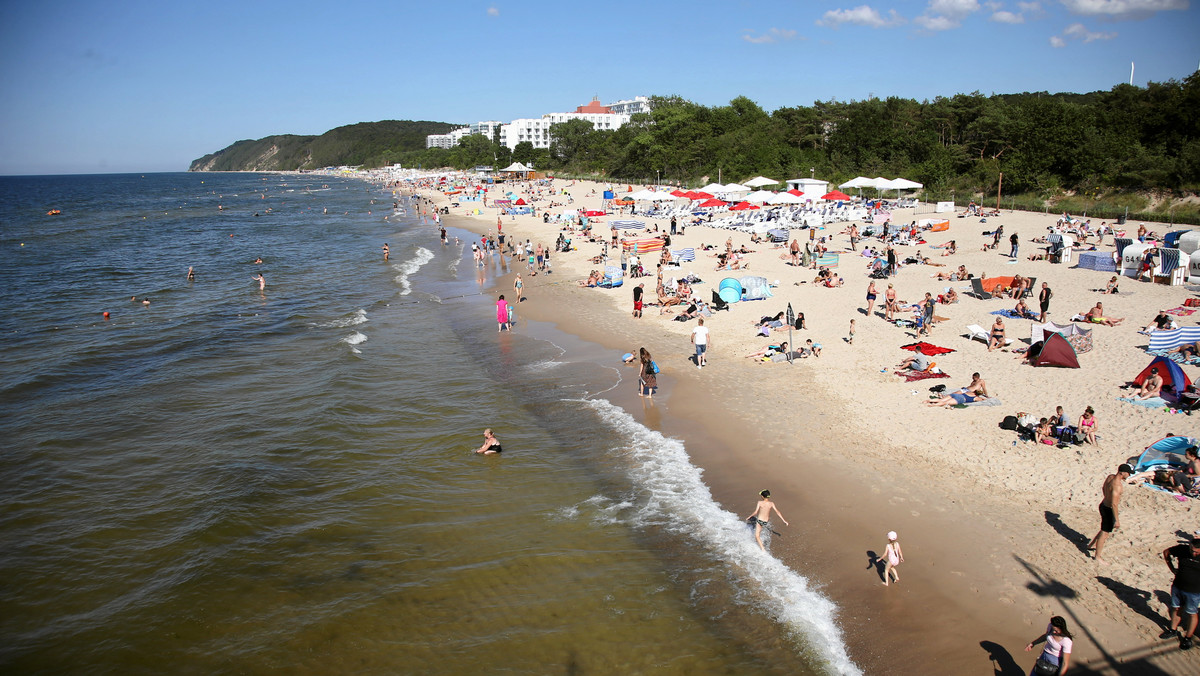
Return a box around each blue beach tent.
[1130,435,1198,473]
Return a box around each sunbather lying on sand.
[745,341,789,360]
[1084,302,1124,326]
[927,372,988,407]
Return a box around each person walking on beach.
[1161,533,1200,650]
[848,318,856,345]
[885,283,898,322]
[882,531,905,586]
[1087,463,1133,564]
[1038,282,1052,323]
[1024,615,1073,675]
[1009,232,1020,259]
[691,317,710,369]
[886,245,897,277]
[513,274,523,302]
[865,280,878,316]
[633,283,644,318]
[496,294,509,332]
[746,489,789,552]
[638,347,657,399]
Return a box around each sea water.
[0,173,857,675]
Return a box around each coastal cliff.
[189,120,456,171]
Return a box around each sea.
[0,172,859,675]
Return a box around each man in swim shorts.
[745,489,789,552]
[633,283,644,318]
[1088,464,1132,564]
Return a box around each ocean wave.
[579,398,861,676]
[392,247,434,295]
[340,331,367,353]
[316,308,368,328]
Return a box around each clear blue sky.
[1,0,1195,175]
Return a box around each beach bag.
[999,415,1019,431]
[1033,657,1058,676]
[650,361,660,375]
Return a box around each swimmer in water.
[474,428,502,455]
[187,266,195,281]
[252,273,265,291]
[382,243,389,261]
[745,489,789,552]
[254,257,263,265]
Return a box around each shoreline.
[403,176,1199,674]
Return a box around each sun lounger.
[966,324,1013,346]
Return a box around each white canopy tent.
[743,176,780,188]
[839,176,875,190]
[500,162,532,172]
[628,189,667,201]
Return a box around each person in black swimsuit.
[475,428,502,455]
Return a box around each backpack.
[650,361,660,374]
[999,415,1019,431]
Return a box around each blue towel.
[1117,396,1169,408]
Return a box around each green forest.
[192,75,1200,223]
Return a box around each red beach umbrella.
[822,190,852,201]
[698,198,727,208]
[729,201,759,211]
[787,189,804,196]
[514,198,527,205]
[694,192,715,200]
[670,189,688,197]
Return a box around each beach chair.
[710,289,730,312]
[966,324,1013,346]
[969,278,990,299]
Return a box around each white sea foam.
[392,247,435,295]
[577,398,862,676]
[317,308,368,328]
[341,331,367,353]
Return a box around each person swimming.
[474,428,502,455]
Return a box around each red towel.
[898,370,951,382]
[900,342,956,356]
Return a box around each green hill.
[189,120,457,171]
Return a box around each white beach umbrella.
[839,176,874,190]
[628,189,660,201]
[721,183,751,193]
[889,178,923,190]
[767,192,805,205]
[699,183,726,193]
[649,192,678,202]
[743,176,780,188]
[744,190,776,203]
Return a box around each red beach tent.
[514,198,527,205]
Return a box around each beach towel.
[990,309,1031,320]
[965,397,1002,407]
[1117,396,1169,408]
[1145,349,1200,366]
[901,342,956,356]
[898,370,950,382]
[1165,306,1196,317]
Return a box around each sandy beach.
[404,175,1199,674]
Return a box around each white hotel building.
[427,98,646,151]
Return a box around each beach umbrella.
[514,198,527,205]
[670,189,689,197]
[768,192,805,205]
[699,183,725,193]
[694,191,715,200]
[822,190,852,201]
[839,176,874,190]
[729,201,759,211]
[787,189,804,197]
[721,183,751,194]
[743,176,780,188]
[698,198,727,208]
[628,189,660,201]
[744,190,776,203]
[610,220,646,230]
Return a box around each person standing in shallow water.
[882,531,905,586]
[745,489,788,552]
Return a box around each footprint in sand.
[910,510,920,517]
